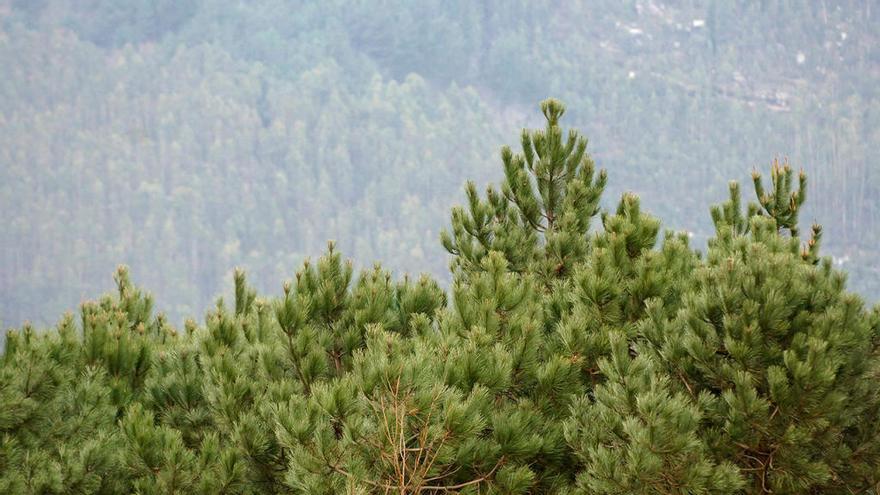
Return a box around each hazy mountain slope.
[1,0,877,327]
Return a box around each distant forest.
[1,0,878,327]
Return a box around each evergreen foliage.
[2,99,879,494]
[441,98,606,285]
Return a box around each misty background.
[1,0,878,329]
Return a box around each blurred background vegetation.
[1,0,877,327]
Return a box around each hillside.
[1,0,878,327]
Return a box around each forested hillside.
[1,0,878,327]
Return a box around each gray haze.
[1,0,878,329]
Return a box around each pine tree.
[0,266,169,494]
[578,160,880,494]
[437,100,622,491]
[555,194,698,386]
[674,163,880,493]
[564,330,744,494]
[281,251,577,493]
[557,165,737,495]
[441,98,606,286]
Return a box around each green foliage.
[2,99,879,494]
[442,98,606,285]
[565,332,744,494]
[658,195,879,493]
[582,164,880,493]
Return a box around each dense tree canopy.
[2,99,878,494]
[1,0,879,329]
